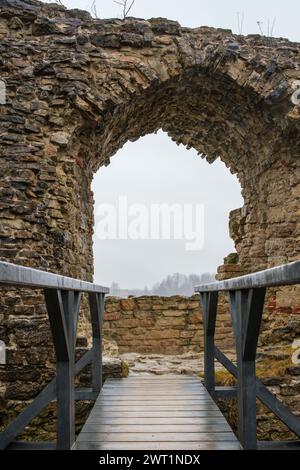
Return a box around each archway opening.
[92,130,243,293]
[73,60,297,286]
[91,129,243,373]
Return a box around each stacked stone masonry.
[104,294,235,355]
[0,0,300,442]
[0,0,300,365]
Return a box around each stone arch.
[1,1,300,283]
[1,1,300,390]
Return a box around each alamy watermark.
[94,196,204,251]
[0,79,6,104]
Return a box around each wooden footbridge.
[75,376,239,450]
[0,261,300,450]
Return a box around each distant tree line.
[110,272,215,297]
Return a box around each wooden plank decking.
[74,376,241,450]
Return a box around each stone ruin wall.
[1,0,300,380]
[102,291,300,379]
[104,295,233,355]
[0,0,300,441]
[103,261,300,357]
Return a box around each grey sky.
[47,0,300,41]
[45,1,299,288]
[92,133,243,288]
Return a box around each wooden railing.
[195,260,300,450]
[0,261,109,450]
[1,260,300,450]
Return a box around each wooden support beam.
[0,259,108,451]
[0,349,94,450]
[215,347,237,376]
[44,289,81,450]
[7,441,56,451]
[258,440,300,450]
[89,292,105,394]
[75,388,99,401]
[242,288,265,361]
[44,289,69,362]
[229,288,265,450]
[256,380,300,438]
[215,347,300,439]
[200,291,218,395]
[0,380,56,450]
[214,386,237,399]
[75,349,93,375]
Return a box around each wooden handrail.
[194,259,300,450]
[195,260,300,292]
[0,261,109,293]
[0,263,109,450]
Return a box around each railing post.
[44,289,81,450]
[89,292,105,393]
[229,288,265,450]
[200,291,218,395]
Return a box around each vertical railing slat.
[200,291,218,395]
[44,289,81,450]
[89,292,105,393]
[229,288,265,449]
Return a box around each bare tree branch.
[125,0,136,17]
[114,0,136,19]
[257,17,276,38]
[236,11,244,35]
[270,17,276,37]
[91,0,100,19]
[257,21,264,35]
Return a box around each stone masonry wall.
[104,294,234,355]
[0,0,300,442]
[1,0,300,322]
[103,291,300,360]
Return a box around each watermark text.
[95,196,204,251]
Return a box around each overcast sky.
[45,1,299,288]
[47,0,300,41]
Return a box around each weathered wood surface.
[195,260,300,292]
[74,376,240,450]
[0,261,109,293]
